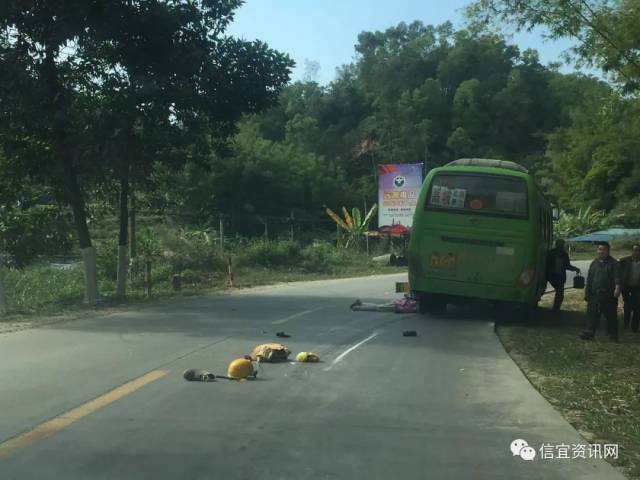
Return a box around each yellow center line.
[0,369,167,460]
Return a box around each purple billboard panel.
[377,163,424,228]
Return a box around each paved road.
[0,273,625,480]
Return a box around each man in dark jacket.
[620,244,640,332]
[546,239,580,313]
[580,242,621,341]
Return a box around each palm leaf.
[342,207,354,231]
[325,208,349,231]
[362,203,378,227]
[352,208,362,229]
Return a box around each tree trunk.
[227,255,234,287]
[0,262,8,315]
[116,170,130,299]
[43,45,98,304]
[63,157,100,304]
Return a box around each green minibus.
[408,158,554,317]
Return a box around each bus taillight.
[517,266,536,288]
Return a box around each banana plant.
[325,204,377,249]
[554,206,609,239]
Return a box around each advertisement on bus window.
[377,163,423,228]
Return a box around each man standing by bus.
[547,239,581,313]
[580,242,622,341]
[620,244,640,332]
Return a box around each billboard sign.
[377,163,423,228]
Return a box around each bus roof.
[445,158,528,174]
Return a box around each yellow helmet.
[227,358,254,379]
[295,352,320,363]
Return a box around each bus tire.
[417,292,429,314]
[424,294,447,316]
[428,300,447,316]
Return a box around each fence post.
[145,260,152,299]
[227,255,234,287]
[289,210,294,242]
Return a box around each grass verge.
[497,289,640,479]
[1,257,405,331]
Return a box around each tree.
[545,93,640,211]
[144,20,618,241]
[1,4,103,302]
[0,1,293,300]
[465,0,640,92]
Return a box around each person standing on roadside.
[546,239,581,313]
[620,244,640,332]
[580,242,621,342]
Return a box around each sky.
[227,0,582,85]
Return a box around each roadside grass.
[1,248,405,323]
[498,290,640,478]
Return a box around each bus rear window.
[426,173,528,218]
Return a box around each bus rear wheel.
[417,293,447,316]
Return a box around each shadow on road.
[34,292,510,360]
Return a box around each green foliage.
[235,239,361,274]
[144,20,611,226]
[157,226,226,272]
[466,0,640,92]
[96,239,119,281]
[137,229,162,261]
[610,198,640,228]
[236,240,302,269]
[0,155,75,267]
[544,94,640,211]
[5,264,85,312]
[0,203,75,268]
[299,242,352,273]
[325,204,377,249]
[0,0,294,285]
[180,269,206,285]
[554,206,609,239]
[1,11,636,318]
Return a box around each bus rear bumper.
[409,276,536,305]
